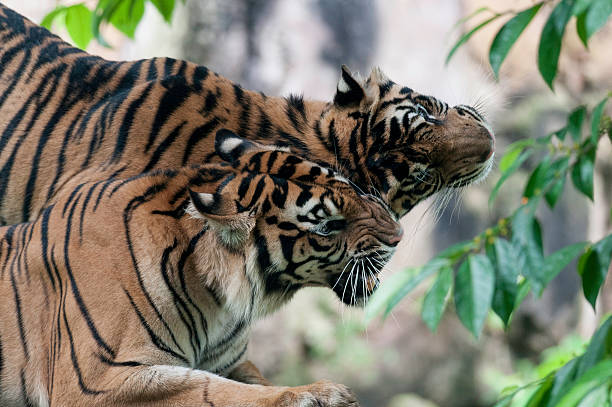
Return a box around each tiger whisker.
[332,258,354,291]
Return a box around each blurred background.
[5,1,612,406]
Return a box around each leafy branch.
[446,0,612,88]
[367,95,611,335]
[41,0,183,49]
[371,1,612,404]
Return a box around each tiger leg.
[86,365,359,407]
[228,360,273,386]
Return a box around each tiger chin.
[0,129,400,406]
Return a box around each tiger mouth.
[447,153,495,188]
[328,253,389,307]
[330,271,380,307]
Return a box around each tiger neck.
[175,218,291,324]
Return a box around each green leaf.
[577,316,612,377]
[545,357,582,407]
[526,156,570,208]
[512,198,547,294]
[487,238,519,326]
[500,138,536,172]
[573,0,595,16]
[556,360,612,407]
[109,0,145,38]
[526,375,554,407]
[492,395,514,407]
[511,198,540,247]
[571,149,596,200]
[93,0,123,47]
[538,0,575,89]
[454,254,495,338]
[568,106,587,141]
[490,149,533,206]
[150,0,175,23]
[541,242,588,288]
[452,7,492,30]
[524,156,552,198]
[591,97,609,143]
[545,174,567,208]
[41,6,68,29]
[421,266,453,332]
[579,234,612,310]
[515,279,531,308]
[555,126,569,141]
[446,15,501,65]
[384,258,451,317]
[365,259,450,322]
[435,240,477,262]
[364,266,417,323]
[65,4,93,50]
[580,249,603,310]
[583,0,612,41]
[576,10,590,47]
[489,3,543,78]
[576,385,609,407]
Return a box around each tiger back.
[0,130,401,406]
[0,4,493,226]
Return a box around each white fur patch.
[197,192,215,206]
[219,137,244,154]
[337,77,350,93]
[185,201,203,219]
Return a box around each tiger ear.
[213,129,345,187]
[215,128,260,165]
[333,65,366,108]
[188,189,256,248]
[367,66,391,86]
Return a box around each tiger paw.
[275,380,360,407]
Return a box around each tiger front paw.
[275,380,360,407]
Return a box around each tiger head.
[187,130,402,309]
[318,66,495,217]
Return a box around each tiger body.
[0,131,401,406]
[0,4,494,226]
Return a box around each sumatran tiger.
[0,4,494,227]
[0,129,402,406]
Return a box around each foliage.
[445,0,612,88]
[41,0,183,49]
[491,316,612,407]
[369,1,612,404]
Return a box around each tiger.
[0,3,494,226]
[0,128,403,406]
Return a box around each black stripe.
[20,369,35,407]
[146,76,192,151]
[182,117,221,165]
[111,81,155,162]
[159,239,201,359]
[176,229,210,341]
[213,344,248,374]
[79,182,102,242]
[62,308,105,395]
[64,195,115,357]
[123,288,189,363]
[10,260,29,359]
[142,121,186,172]
[123,187,187,354]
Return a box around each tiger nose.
[387,226,404,247]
